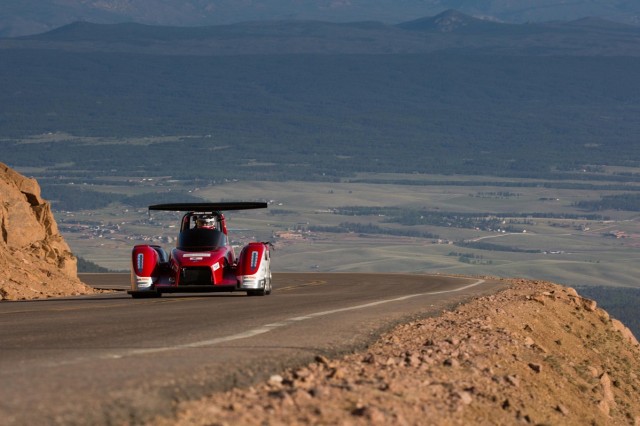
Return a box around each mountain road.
[0,272,504,425]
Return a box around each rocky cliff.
[0,163,94,300]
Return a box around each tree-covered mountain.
[1,0,639,37]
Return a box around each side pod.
[236,242,272,296]
[129,245,168,295]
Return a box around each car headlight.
[135,276,153,289]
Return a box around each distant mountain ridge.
[3,10,638,57]
[397,9,510,33]
[1,0,639,37]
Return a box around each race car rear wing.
[149,202,268,212]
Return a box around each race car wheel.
[265,276,272,295]
[130,291,161,299]
[247,277,271,297]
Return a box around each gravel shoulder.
[153,278,640,426]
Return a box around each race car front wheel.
[247,277,272,297]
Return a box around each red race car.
[129,202,272,298]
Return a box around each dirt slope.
[155,278,640,425]
[0,163,95,300]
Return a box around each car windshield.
[177,228,227,250]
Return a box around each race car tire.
[265,276,272,295]
[247,277,271,297]
[130,291,161,299]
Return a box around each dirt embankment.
[156,278,640,426]
[0,163,95,300]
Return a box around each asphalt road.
[0,273,504,425]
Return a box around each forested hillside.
[2,53,639,181]
[1,17,640,184]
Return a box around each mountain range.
[1,0,639,37]
[4,10,640,56]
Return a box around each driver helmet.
[196,216,216,229]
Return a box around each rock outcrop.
[0,163,94,300]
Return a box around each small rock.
[268,375,284,386]
[531,295,546,305]
[555,404,570,416]
[505,375,520,387]
[308,386,329,398]
[528,363,542,373]
[600,373,616,408]
[406,354,421,367]
[516,411,532,423]
[598,399,610,416]
[443,358,459,368]
[362,353,376,364]
[280,391,295,408]
[596,308,610,321]
[294,367,312,380]
[315,355,330,365]
[581,297,598,312]
[351,403,367,417]
[290,388,313,404]
[566,287,579,297]
[366,406,386,423]
[329,367,348,380]
[446,337,460,345]
[532,343,548,354]
[457,391,473,405]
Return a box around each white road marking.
[105,278,486,359]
